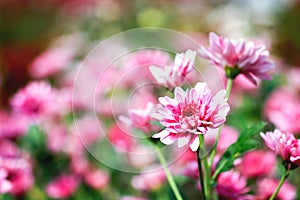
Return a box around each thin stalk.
[154,145,183,200]
[269,167,290,200]
[209,78,233,167]
[297,168,300,199]
[198,134,211,200]
[197,137,206,200]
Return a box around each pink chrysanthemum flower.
[260,129,300,168]
[152,82,230,151]
[149,50,197,88]
[199,32,274,84]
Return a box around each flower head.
[199,32,274,84]
[152,82,230,151]
[260,129,300,168]
[150,50,197,88]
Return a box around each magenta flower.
[216,170,250,200]
[10,81,54,119]
[149,50,197,88]
[199,32,274,84]
[260,129,300,168]
[239,150,276,178]
[152,82,230,151]
[46,174,79,199]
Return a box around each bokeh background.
[1,0,300,199]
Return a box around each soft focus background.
[1,0,300,199]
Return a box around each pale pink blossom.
[199,32,274,84]
[239,150,276,178]
[128,145,156,168]
[10,81,54,119]
[46,174,79,199]
[84,168,109,190]
[131,165,166,191]
[29,47,75,78]
[152,82,229,151]
[260,129,300,167]
[149,50,197,88]
[257,178,296,200]
[123,50,170,84]
[264,88,300,133]
[216,170,250,200]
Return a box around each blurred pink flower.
[108,124,135,152]
[84,168,109,190]
[199,32,274,84]
[0,112,29,139]
[257,178,296,200]
[216,170,250,200]
[239,150,276,178]
[264,88,300,133]
[46,174,79,199]
[152,82,229,151]
[131,165,166,191]
[123,50,171,84]
[149,50,197,88]
[260,129,300,167]
[29,47,75,78]
[128,145,156,168]
[10,81,54,119]
[0,140,34,195]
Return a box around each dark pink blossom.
[152,82,229,151]
[199,32,274,84]
[46,174,79,199]
[216,170,250,200]
[10,81,54,119]
[239,150,276,178]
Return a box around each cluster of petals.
[149,50,197,88]
[260,129,300,167]
[152,82,230,151]
[199,32,274,84]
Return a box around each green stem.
[209,78,233,167]
[269,167,290,200]
[154,145,183,200]
[197,137,206,200]
[198,134,211,200]
[297,168,300,199]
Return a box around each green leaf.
[213,122,266,180]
